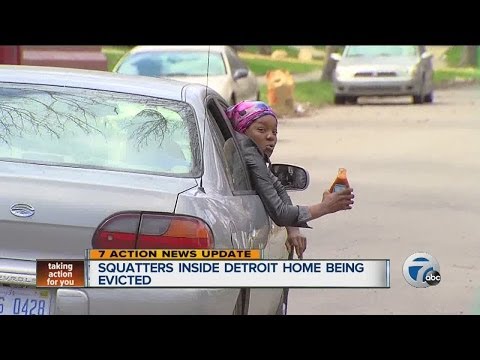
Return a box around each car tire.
[423,92,434,103]
[414,77,427,104]
[346,96,358,105]
[413,95,423,104]
[232,288,250,315]
[334,95,346,105]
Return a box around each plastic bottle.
[329,168,349,193]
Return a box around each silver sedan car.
[332,45,434,104]
[0,65,305,315]
[112,45,260,105]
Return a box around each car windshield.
[345,46,418,57]
[116,51,227,77]
[0,84,201,177]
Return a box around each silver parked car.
[332,45,434,104]
[112,45,260,105]
[0,65,307,315]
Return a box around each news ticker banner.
[36,260,85,287]
[88,249,262,260]
[36,250,390,288]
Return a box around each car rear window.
[0,84,201,177]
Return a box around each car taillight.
[92,212,214,249]
[93,212,140,249]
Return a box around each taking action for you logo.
[403,252,441,288]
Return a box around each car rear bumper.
[0,257,239,315]
[0,284,239,315]
[54,287,239,315]
[333,77,422,97]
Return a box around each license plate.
[0,286,53,315]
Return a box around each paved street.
[269,86,480,314]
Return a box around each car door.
[207,97,287,314]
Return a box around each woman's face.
[245,115,277,158]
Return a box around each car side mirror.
[270,164,310,191]
[233,68,249,80]
[421,51,432,60]
[330,53,342,62]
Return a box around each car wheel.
[412,95,423,104]
[346,96,358,105]
[423,92,434,103]
[334,95,346,105]
[414,77,426,104]
[232,288,250,315]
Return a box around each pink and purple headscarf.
[226,101,277,133]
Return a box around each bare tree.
[0,89,184,152]
[0,91,107,146]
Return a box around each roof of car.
[0,65,211,101]
[128,45,228,54]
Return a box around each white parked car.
[113,45,260,105]
[332,45,434,104]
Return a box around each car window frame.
[205,96,255,195]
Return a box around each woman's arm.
[234,133,354,226]
[269,162,308,257]
[237,134,311,228]
[270,169,293,205]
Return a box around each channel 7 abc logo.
[403,253,441,288]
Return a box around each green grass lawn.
[242,46,300,58]
[294,81,334,106]
[445,46,464,67]
[242,58,322,76]
[434,68,480,85]
[259,80,333,107]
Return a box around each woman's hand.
[285,227,307,259]
[321,188,355,214]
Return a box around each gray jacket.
[233,132,311,228]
